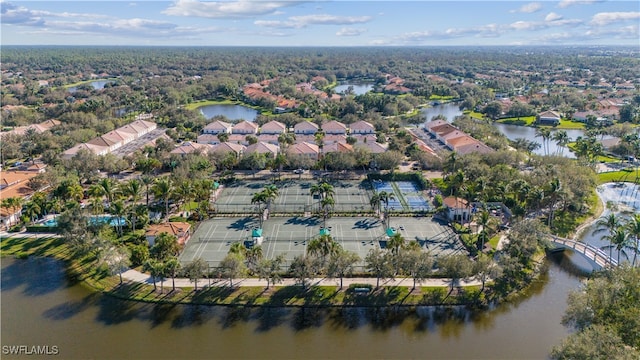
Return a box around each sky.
[1,0,639,46]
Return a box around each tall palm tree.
[307,234,341,268]
[387,232,405,274]
[626,214,640,266]
[174,180,193,216]
[601,228,633,265]
[251,191,268,227]
[535,127,552,156]
[552,130,570,156]
[22,201,41,224]
[140,175,154,207]
[262,184,279,211]
[109,200,126,236]
[122,179,143,206]
[98,178,118,207]
[592,213,621,261]
[369,193,381,214]
[546,177,561,228]
[378,190,396,228]
[1,197,24,227]
[320,196,335,228]
[152,177,174,220]
[475,209,493,251]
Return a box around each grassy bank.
[2,235,489,307]
[597,169,640,184]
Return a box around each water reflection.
[198,104,258,121]
[2,256,578,359]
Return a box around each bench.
[353,287,371,295]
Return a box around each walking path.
[121,268,482,289]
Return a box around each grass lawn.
[597,169,640,184]
[489,234,501,250]
[429,95,455,101]
[555,119,586,129]
[497,116,536,126]
[183,98,240,111]
[465,111,484,120]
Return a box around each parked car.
[293,169,304,174]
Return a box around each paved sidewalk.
[121,269,482,288]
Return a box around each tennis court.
[371,180,432,212]
[215,179,373,214]
[179,215,461,266]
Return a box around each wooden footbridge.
[548,236,618,269]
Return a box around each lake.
[421,103,587,157]
[1,255,581,360]
[334,82,374,96]
[199,104,258,121]
[67,80,111,93]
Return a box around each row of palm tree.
[370,190,395,228]
[592,213,640,266]
[534,128,570,156]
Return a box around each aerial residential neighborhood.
[1,1,639,358]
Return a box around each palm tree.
[370,193,381,215]
[98,178,118,207]
[262,184,279,211]
[143,259,164,291]
[307,234,341,269]
[22,201,41,224]
[109,200,126,236]
[592,213,620,261]
[387,232,405,274]
[174,181,193,217]
[546,177,561,228]
[152,177,174,220]
[245,245,263,274]
[601,228,633,265]
[140,175,154,207]
[377,190,396,228]
[552,130,570,156]
[1,197,24,227]
[535,127,552,156]
[475,209,493,252]
[251,191,268,227]
[626,214,640,266]
[320,196,335,228]
[122,179,143,206]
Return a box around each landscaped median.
[2,235,489,307]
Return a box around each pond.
[577,182,640,264]
[420,103,588,157]
[67,80,112,93]
[334,82,374,96]
[1,255,581,360]
[198,104,258,121]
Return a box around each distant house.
[349,120,375,135]
[145,222,192,246]
[287,142,320,160]
[323,134,347,145]
[321,120,347,135]
[212,142,245,157]
[245,141,279,157]
[294,121,319,135]
[322,142,353,154]
[202,120,232,135]
[170,141,213,156]
[354,141,387,154]
[537,110,561,125]
[197,133,221,145]
[443,196,470,223]
[257,133,280,145]
[260,120,286,134]
[0,171,40,229]
[231,120,259,135]
[351,134,378,144]
[61,143,110,159]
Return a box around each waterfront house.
[536,110,561,125]
[202,120,232,135]
[231,120,259,135]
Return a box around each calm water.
[199,104,258,121]
[67,80,111,93]
[1,256,580,360]
[578,182,640,264]
[420,103,587,157]
[334,82,373,95]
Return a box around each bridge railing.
[548,235,618,268]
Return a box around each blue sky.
[1,1,639,46]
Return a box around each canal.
[1,256,579,360]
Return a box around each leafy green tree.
[365,248,394,289]
[554,266,640,358]
[438,254,473,295]
[219,252,246,287]
[473,253,502,292]
[256,254,285,289]
[400,249,433,290]
[164,257,181,292]
[327,249,360,290]
[100,245,131,284]
[307,234,341,271]
[150,232,180,261]
[182,257,208,291]
[289,254,316,289]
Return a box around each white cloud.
[162,0,299,19]
[590,12,640,26]
[545,12,563,22]
[336,27,366,36]
[586,25,640,39]
[510,2,542,14]
[255,14,371,29]
[558,0,600,9]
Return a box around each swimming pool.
[41,215,126,227]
